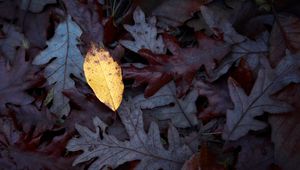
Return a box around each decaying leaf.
[84,46,124,111]
[66,101,193,170]
[133,81,198,128]
[120,7,166,54]
[33,15,84,117]
[123,33,230,97]
[223,53,300,140]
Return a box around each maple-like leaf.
[20,0,56,13]
[33,15,84,117]
[0,48,43,112]
[200,5,245,44]
[0,22,27,63]
[123,33,230,97]
[66,101,193,170]
[223,53,300,140]
[133,82,198,128]
[120,7,166,54]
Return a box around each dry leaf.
[84,46,124,111]
[66,101,193,170]
[120,7,166,54]
[223,53,300,140]
[33,15,84,117]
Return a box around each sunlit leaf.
[84,45,124,111]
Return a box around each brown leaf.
[270,14,300,66]
[182,143,225,170]
[196,80,232,122]
[8,104,56,138]
[63,88,114,135]
[151,0,213,28]
[123,33,230,97]
[63,0,103,45]
[269,84,300,170]
[0,48,44,112]
[233,135,275,170]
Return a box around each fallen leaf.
[0,22,26,63]
[133,81,198,128]
[0,48,43,112]
[269,84,300,170]
[66,101,193,170]
[232,135,275,170]
[223,53,300,140]
[7,104,56,138]
[0,115,79,170]
[84,45,124,111]
[123,32,230,97]
[200,5,245,44]
[151,0,212,28]
[63,87,115,135]
[182,143,225,170]
[269,14,300,66]
[120,7,166,54]
[19,10,50,49]
[196,80,233,122]
[33,15,84,117]
[20,0,56,13]
[209,32,268,81]
[63,0,103,45]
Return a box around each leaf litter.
[0,0,300,170]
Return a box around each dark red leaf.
[123,33,230,97]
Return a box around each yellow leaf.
[84,45,124,111]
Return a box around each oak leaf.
[223,53,300,140]
[0,49,43,112]
[120,7,166,54]
[133,81,198,128]
[66,101,193,170]
[33,15,84,117]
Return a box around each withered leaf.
[33,15,84,117]
[223,53,300,140]
[67,101,193,170]
[120,7,166,54]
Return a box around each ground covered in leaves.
[0,0,300,170]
